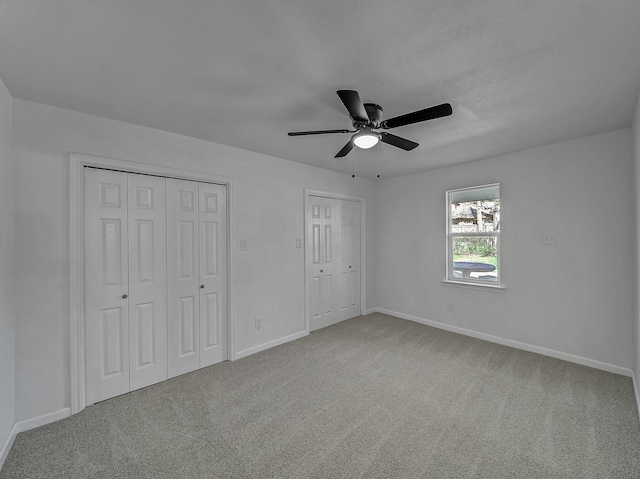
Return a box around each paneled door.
[307,196,338,331]
[127,173,167,391]
[337,200,361,321]
[198,182,228,368]
[84,169,168,405]
[166,180,200,377]
[84,169,129,404]
[85,168,228,405]
[307,194,362,332]
[167,179,227,378]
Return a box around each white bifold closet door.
[84,169,168,405]
[307,196,361,332]
[84,169,227,405]
[337,200,361,321]
[166,179,227,378]
[308,196,339,332]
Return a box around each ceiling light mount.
[353,128,380,149]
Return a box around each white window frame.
[445,183,504,290]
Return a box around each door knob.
[122,294,128,299]
[320,269,323,273]
[200,284,205,289]
[349,266,352,268]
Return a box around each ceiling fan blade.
[380,132,419,151]
[334,140,354,158]
[288,129,352,136]
[381,103,452,129]
[336,90,369,123]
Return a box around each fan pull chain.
[376,141,381,179]
[352,151,356,178]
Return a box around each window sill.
[442,279,506,292]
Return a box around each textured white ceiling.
[1,0,639,179]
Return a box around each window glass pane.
[451,237,498,281]
[451,207,499,231]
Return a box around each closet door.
[344,200,361,320]
[84,168,130,405]
[167,180,228,376]
[198,182,228,367]
[85,170,228,403]
[85,169,168,404]
[335,199,361,324]
[307,196,338,332]
[127,174,168,391]
[167,179,201,378]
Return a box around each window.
[446,184,501,286]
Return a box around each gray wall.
[4,93,639,432]
[373,129,635,370]
[0,79,15,456]
[11,99,375,421]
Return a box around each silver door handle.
[122,294,128,299]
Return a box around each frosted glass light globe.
[353,133,379,149]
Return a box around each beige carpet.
[2,313,640,478]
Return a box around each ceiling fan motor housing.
[362,103,383,127]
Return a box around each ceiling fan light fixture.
[288,90,451,158]
[353,131,380,149]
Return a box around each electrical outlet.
[542,233,557,245]
[255,317,261,329]
[447,303,454,312]
[296,239,302,249]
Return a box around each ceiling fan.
[288,90,452,158]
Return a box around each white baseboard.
[16,408,71,434]
[0,423,18,470]
[369,308,633,377]
[234,331,308,360]
[633,371,640,423]
[0,407,71,471]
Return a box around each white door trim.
[69,153,234,414]
[303,189,366,333]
